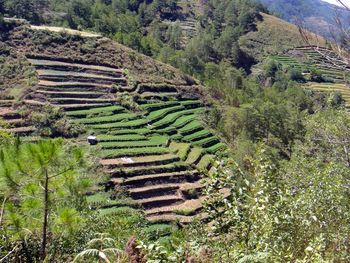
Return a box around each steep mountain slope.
[239,13,326,61]
[259,0,348,37]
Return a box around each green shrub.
[28,104,85,138]
[143,224,174,240]
[174,208,195,216]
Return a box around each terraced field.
[27,56,226,223]
[271,46,350,111]
[0,103,36,136]
[272,47,349,83]
[26,57,128,110]
[162,0,202,47]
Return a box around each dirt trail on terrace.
[30,25,102,38]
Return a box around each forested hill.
[0,0,269,74]
[258,0,347,37]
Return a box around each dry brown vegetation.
[5,24,198,87]
[240,13,326,61]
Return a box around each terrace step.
[100,154,179,168]
[112,170,200,188]
[137,84,178,93]
[107,162,189,177]
[197,154,215,171]
[0,126,36,135]
[28,58,124,77]
[76,113,138,125]
[129,184,181,200]
[39,76,125,86]
[99,140,167,150]
[180,181,203,194]
[136,194,183,209]
[145,196,205,216]
[97,134,147,143]
[108,128,151,136]
[24,100,47,106]
[0,109,20,120]
[146,189,231,223]
[5,118,25,127]
[151,108,202,130]
[206,142,226,154]
[140,92,179,100]
[59,103,114,110]
[183,130,212,142]
[99,147,170,159]
[0,100,14,107]
[185,148,203,165]
[49,98,116,105]
[66,105,125,117]
[179,121,204,136]
[193,136,220,148]
[147,213,208,224]
[90,118,148,130]
[36,90,107,98]
[38,80,112,91]
[37,69,126,84]
[140,101,180,111]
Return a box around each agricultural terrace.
[25,55,227,224]
[271,46,350,111]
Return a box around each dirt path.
[30,25,102,38]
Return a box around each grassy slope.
[239,13,326,61]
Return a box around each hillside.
[258,0,348,38]
[268,46,350,112]
[239,13,326,61]
[1,1,350,262]
[0,21,226,224]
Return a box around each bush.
[28,105,85,138]
[310,68,325,82]
[288,68,305,83]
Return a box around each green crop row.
[169,142,191,160]
[91,118,147,129]
[155,126,177,135]
[183,129,212,142]
[206,142,226,154]
[140,101,180,111]
[116,162,189,177]
[76,112,138,124]
[108,128,152,135]
[171,115,197,129]
[151,108,202,130]
[193,136,220,148]
[66,105,125,117]
[171,134,183,140]
[99,135,168,149]
[185,147,203,165]
[147,105,185,123]
[197,154,214,171]
[98,134,147,142]
[151,110,192,129]
[99,147,169,159]
[179,120,203,135]
[181,100,202,108]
